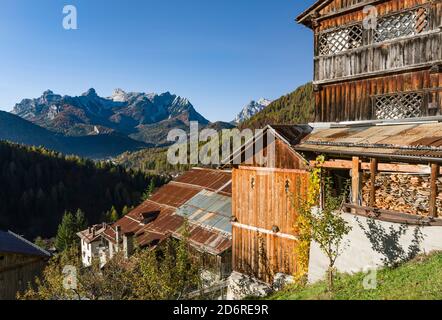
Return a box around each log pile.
[361,173,442,216]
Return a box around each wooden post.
[370,158,378,207]
[429,163,440,218]
[352,157,361,208]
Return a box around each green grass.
[266,252,442,300]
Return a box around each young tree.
[18,246,82,300]
[297,162,352,292]
[142,179,156,201]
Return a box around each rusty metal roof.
[101,168,232,255]
[176,190,232,235]
[173,224,231,256]
[174,168,232,194]
[295,121,442,162]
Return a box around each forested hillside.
[0,141,167,239]
[116,147,192,175]
[240,83,314,129]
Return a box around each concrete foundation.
[308,212,442,283]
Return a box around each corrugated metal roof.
[174,168,232,194]
[0,230,51,258]
[149,183,201,209]
[176,190,232,235]
[101,168,233,255]
[173,224,231,256]
[295,121,442,162]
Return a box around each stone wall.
[361,173,442,216]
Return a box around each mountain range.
[0,85,313,160]
[233,98,272,123]
[12,88,211,144]
[0,88,235,159]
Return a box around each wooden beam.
[342,204,442,227]
[310,160,438,174]
[370,158,378,207]
[429,163,440,218]
[352,157,361,206]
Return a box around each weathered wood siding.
[232,167,309,283]
[0,252,47,300]
[310,0,442,122]
[315,32,442,83]
[241,138,309,170]
[315,69,442,122]
[314,0,441,81]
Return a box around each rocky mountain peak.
[233,98,272,124]
[111,88,128,102]
[82,88,98,97]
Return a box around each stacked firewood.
[361,173,442,216]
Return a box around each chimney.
[88,226,92,234]
[115,225,122,252]
[123,233,134,259]
[92,226,96,238]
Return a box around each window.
[374,92,424,120]
[374,8,429,43]
[319,24,363,55]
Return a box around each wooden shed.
[297,0,442,123]
[0,230,51,300]
[227,125,312,283]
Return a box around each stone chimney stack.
[123,233,134,259]
[115,225,122,252]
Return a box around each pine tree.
[54,211,77,252]
[108,206,119,222]
[142,179,156,201]
[75,209,88,231]
[54,209,88,252]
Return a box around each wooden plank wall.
[315,70,442,122]
[0,252,47,300]
[314,0,442,82]
[242,138,309,170]
[232,167,309,283]
[314,33,442,82]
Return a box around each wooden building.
[229,0,442,287]
[227,125,311,283]
[297,0,442,123]
[0,230,51,300]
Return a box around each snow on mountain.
[233,98,272,123]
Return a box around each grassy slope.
[267,253,442,300]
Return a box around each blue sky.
[0,0,315,122]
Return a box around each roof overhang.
[296,0,331,28]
